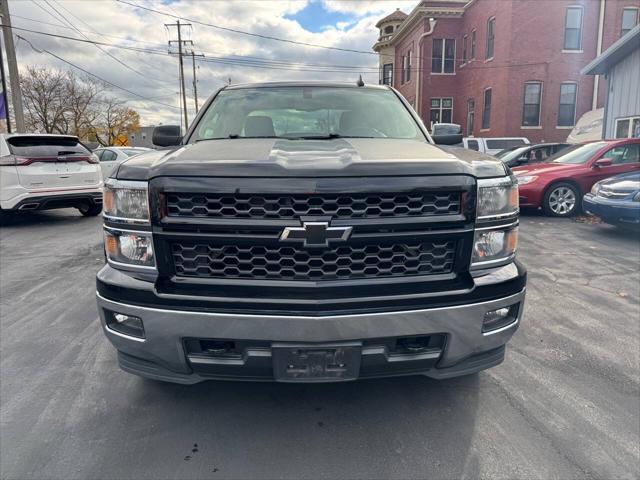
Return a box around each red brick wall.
[388,0,639,143]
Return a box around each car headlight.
[633,192,640,202]
[471,227,518,268]
[516,175,538,185]
[103,179,149,224]
[477,177,519,220]
[590,182,601,195]
[104,228,155,268]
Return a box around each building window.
[401,55,406,84]
[401,51,412,83]
[384,25,394,34]
[564,7,583,50]
[522,81,543,126]
[621,8,639,37]
[471,30,476,59]
[482,88,491,129]
[557,82,577,127]
[430,97,453,126]
[486,17,495,59]
[615,116,640,138]
[432,39,456,74]
[466,98,475,135]
[382,63,393,86]
[462,35,468,64]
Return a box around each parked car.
[96,82,526,384]
[495,143,572,168]
[583,172,640,229]
[462,137,530,155]
[94,146,151,178]
[0,134,103,216]
[513,139,640,217]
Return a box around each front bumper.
[583,194,640,227]
[96,265,526,383]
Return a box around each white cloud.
[10,0,403,126]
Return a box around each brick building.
[373,0,640,142]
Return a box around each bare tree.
[93,97,140,146]
[20,66,67,134]
[65,72,103,139]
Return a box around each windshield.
[548,142,606,164]
[497,146,530,161]
[189,86,424,142]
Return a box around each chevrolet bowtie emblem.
[280,222,353,248]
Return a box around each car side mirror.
[152,125,182,147]
[432,133,463,146]
[593,158,613,168]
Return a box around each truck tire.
[542,182,580,217]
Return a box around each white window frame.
[563,6,584,52]
[486,17,496,61]
[521,81,543,128]
[557,81,578,129]
[429,97,454,127]
[621,7,639,37]
[431,38,456,75]
[462,34,468,65]
[481,88,492,131]
[614,116,640,138]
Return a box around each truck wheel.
[542,182,580,217]
[78,203,103,217]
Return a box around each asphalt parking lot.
[1,210,638,480]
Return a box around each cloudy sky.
[10,0,417,127]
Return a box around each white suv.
[0,134,103,216]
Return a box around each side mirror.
[152,125,182,147]
[593,158,613,168]
[432,133,463,146]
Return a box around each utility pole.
[0,0,25,132]
[190,52,204,114]
[0,33,11,132]
[166,20,191,130]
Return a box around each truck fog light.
[482,304,519,333]
[107,311,145,339]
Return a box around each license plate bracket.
[272,342,362,382]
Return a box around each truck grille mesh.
[166,192,461,219]
[171,241,456,281]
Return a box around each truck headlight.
[477,177,518,220]
[104,228,155,268]
[471,227,518,268]
[103,179,149,224]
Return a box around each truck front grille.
[171,240,456,281]
[166,192,461,220]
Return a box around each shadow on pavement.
[107,373,482,478]
[0,209,86,228]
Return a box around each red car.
[512,139,640,217]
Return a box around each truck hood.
[115,138,507,180]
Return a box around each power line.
[8,24,547,76]
[15,34,180,110]
[38,0,175,91]
[116,0,380,56]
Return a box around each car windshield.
[190,86,424,142]
[121,148,147,157]
[548,142,607,164]
[497,146,530,161]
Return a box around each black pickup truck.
[97,82,526,383]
